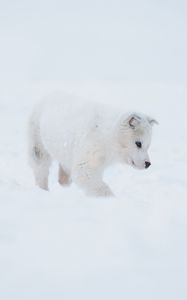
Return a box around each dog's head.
[117,113,158,170]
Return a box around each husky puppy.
[28,94,157,197]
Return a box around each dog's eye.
[135,141,142,148]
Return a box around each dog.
[28,93,157,197]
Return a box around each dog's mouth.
[130,160,137,168]
[131,160,144,170]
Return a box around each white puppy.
[28,94,157,197]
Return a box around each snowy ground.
[1,0,187,298]
[0,81,187,299]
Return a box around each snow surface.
[0,82,187,300]
[1,0,187,299]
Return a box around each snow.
[0,82,187,299]
[1,0,187,299]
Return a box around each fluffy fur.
[28,94,157,197]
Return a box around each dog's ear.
[128,114,141,129]
[147,117,159,126]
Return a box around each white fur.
[28,93,157,197]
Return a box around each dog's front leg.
[73,167,114,197]
[72,150,114,197]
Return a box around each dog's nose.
[145,161,151,169]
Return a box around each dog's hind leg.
[30,146,51,190]
[58,165,72,187]
[28,113,52,191]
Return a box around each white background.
[0,1,187,299]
